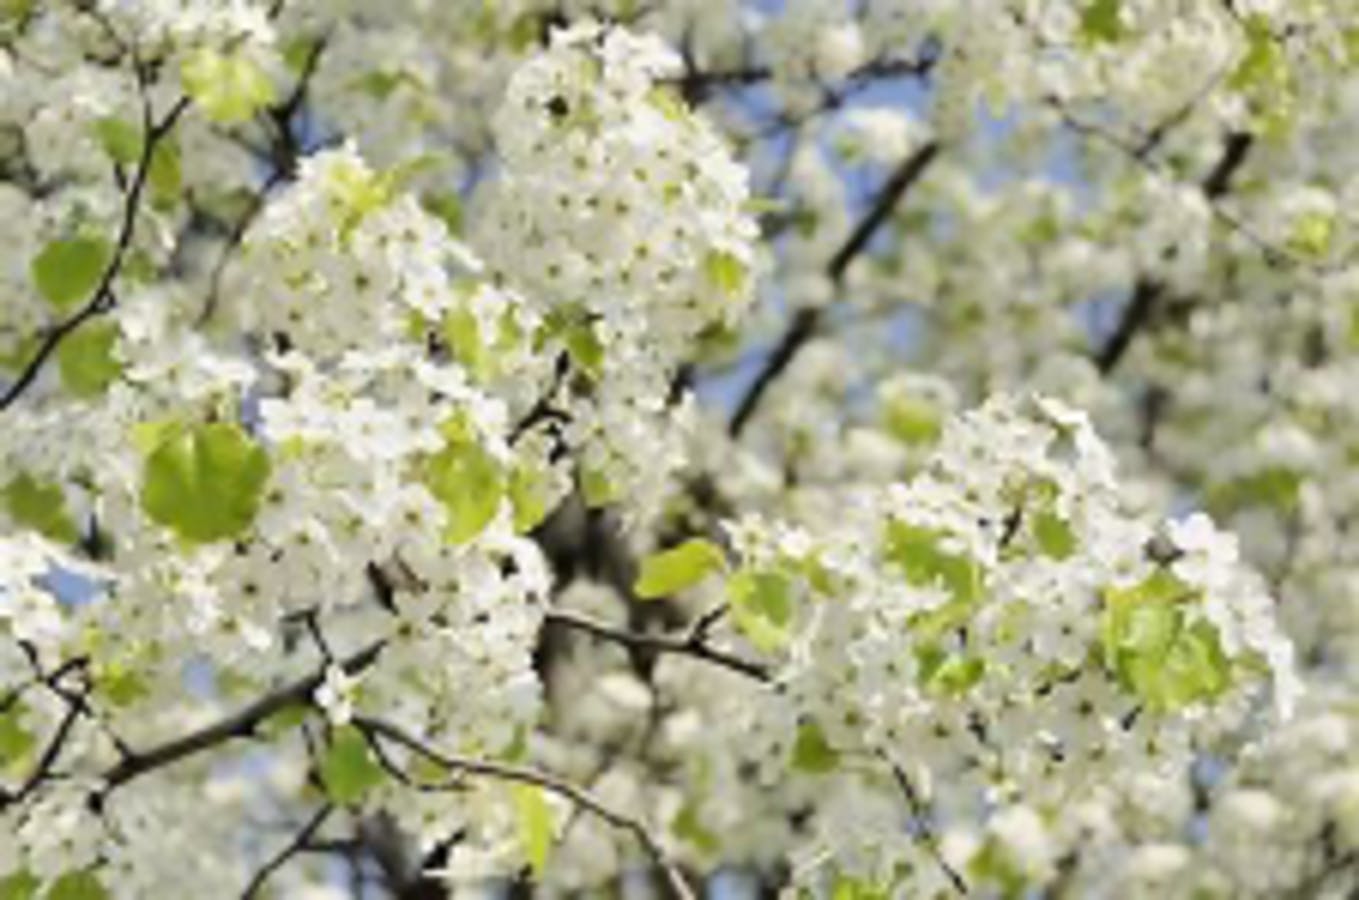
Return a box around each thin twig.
[0,94,191,411]
[545,609,770,682]
[887,760,969,896]
[355,717,698,900]
[101,640,385,793]
[728,141,940,437]
[241,805,334,899]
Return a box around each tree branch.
[1092,130,1255,375]
[545,609,770,683]
[0,94,191,412]
[728,141,940,437]
[241,805,334,899]
[354,717,698,900]
[101,640,385,792]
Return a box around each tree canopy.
[0,2,1356,898]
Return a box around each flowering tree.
[0,1,1355,897]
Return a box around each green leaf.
[968,840,1027,899]
[1207,466,1301,515]
[580,466,616,509]
[883,521,984,606]
[634,538,726,599]
[320,725,385,805]
[831,876,891,900]
[671,802,720,854]
[791,721,840,774]
[920,650,986,696]
[646,85,688,122]
[44,870,107,900]
[0,702,35,769]
[56,320,121,397]
[508,462,549,534]
[728,569,794,652]
[882,394,942,445]
[422,190,464,235]
[1080,0,1124,43]
[92,117,141,165]
[139,421,272,544]
[0,870,37,900]
[148,139,182,209]
[442,306,491,381]
[1288,211,1335,258]
[259,703,311,739]
[1230,15,1285,92]
[703,249,748,298]
[31,236,110,312]
[181,48,276,124]
[4,472,78,543]
[421,423,504,545]
[129,417,181,455]
[512,784,554,876]
[94,661,148,708]
[1032,508,1076,560]
[1100,571,1232,711]
[563,322,605,379]
[281,36,319,73]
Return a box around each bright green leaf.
[139,421,272,544]
[647,85,688,122]
[513,784,554,876]
[94,662,148,708]
[1207,466,1302,515]
[0,702,35,768]
[422,190,464,235]
[442,306,492,381]
[831,876,891,900]
[181,48,277,124]
[31,236,110,312]
[564,322,605,379]
[791,721,840,774]
[508,463,550,534]
[1032,508,1076,560]
[728,569,794,653]
[320,725,385,805]
[580,466,616,509]
[0,870,38,900]
[45,870,107,900]
[882,394,942,445]
[421,426,504,545]
[1288,211,1335,258]
[1230,15,1285,92]
[1080,0,1124,43]
[634,538,726,599]
[884,521,984,606]
[704,249,748,298]
[1101,570,1232,711]
[4,472,78,543]
[56,320,121,397]
[92,117,141,165]
[671,802,720,854]
[148,139,182,208]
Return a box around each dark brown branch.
[0,94,191,412]
[1200,130,1254,199]
[545,609,770,682]
[827,141,941,283]
[354,717,697,900]
[1094,278,1165,375]
[728,141,940,436]
[102,640,384,792]
[1093,130,1255,375]
[888,761,969,896]
[241,805,334,899]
